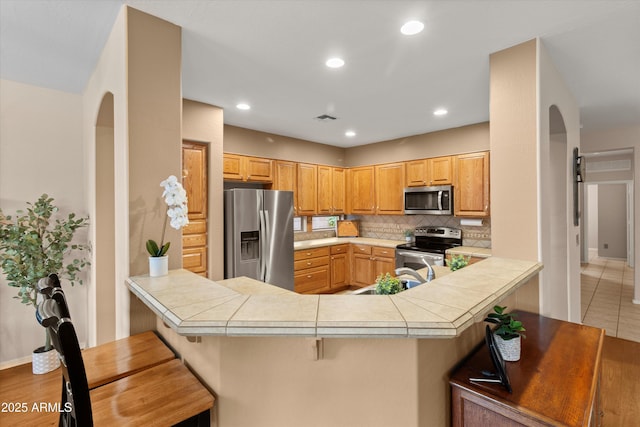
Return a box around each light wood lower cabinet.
[330,244,349,290]
[294,247,330,294]
[351,245,396,288]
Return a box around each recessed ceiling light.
[326,57,345,68]
[401,20,424,36]
[433,108,448,116]
[236,103,251,110]
[345,130,356,137]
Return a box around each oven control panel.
[414,226,461,239]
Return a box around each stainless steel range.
[395,226,462,269]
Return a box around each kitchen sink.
[349,279,424,295]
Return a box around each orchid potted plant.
[146,175,189,276]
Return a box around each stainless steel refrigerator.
[224,189,294,290]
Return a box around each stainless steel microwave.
[404,185,453,215]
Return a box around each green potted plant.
[375,273,403,295]
[484,305,526,361]
[146,175,189,277]
[403,229,414,243]
[449,254,470,271]
[0,194,90,373]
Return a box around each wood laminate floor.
[601,336,640,426]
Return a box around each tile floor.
[581,250,640,343]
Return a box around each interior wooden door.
[182,141,208,276]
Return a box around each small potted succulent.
[449,254,470,271]
[375,273,403,295]
[484,305,526,361]
[0,194,90,373]
[403,229,414,243]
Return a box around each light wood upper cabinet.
[406,156,453,187]
[428,156,453,185]
[223,153,244,181]
[297,163,317,216]
[375,162,405,215]
[244,156,273,182]
[273,160,297,214]
[454,151,490,217]
[406,159,428,187]
[223,153,273,183]
[348,166,376,214]
[318,166,346,215]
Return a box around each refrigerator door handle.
[259,210,267,281]
[263,209,271,283]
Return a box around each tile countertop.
[127,257,541,339]
[294,237,405,250]
[447,246,492,258]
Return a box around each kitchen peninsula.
[127,257,540,338]
[127,257,540,426]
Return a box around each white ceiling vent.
[315,114,337,122]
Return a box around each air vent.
[315,114,337,121]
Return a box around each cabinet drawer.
[330,244,349,255]
[183,219,206,234]
[352,244,372,255]
[372,247,394,258]
[294,256,329,271]
[294,266,330,294]
[294,247,330,261]
[183,233,206,248]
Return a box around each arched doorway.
[94,92,116,345]
[540,105,571,320]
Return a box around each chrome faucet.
[395,267,426,283]
[395,258,436,284]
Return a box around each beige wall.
[345,122,489,167]
[224,122,489,168]
[183,99,225,280]
[489,39,539,262]
[224,125,347,166]
[537,40,582,322]
[0,79,88,365]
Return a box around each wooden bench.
[82,331,175,388]
[0,331,204,427]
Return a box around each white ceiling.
[1,0,639,147]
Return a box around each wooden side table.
[450,311,604,426]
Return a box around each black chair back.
[37,289,93,427]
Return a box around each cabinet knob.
[307,262,312,265]
[307,275,312,279]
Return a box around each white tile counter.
[127,257,542,339]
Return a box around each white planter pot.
[149,255,169,277]
[494,334,521,362]
[32,346,60,375]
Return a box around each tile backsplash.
[350,214,491,248]
[294,214,491,248]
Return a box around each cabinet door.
[406,160,428,187]
[245,156,273,182]
[183,141,208,276]
[373,257,396,279]
[223,153,244,180]
[297,163,317,216]
[428,156,453,185]
[331,167,346,214]
[274,160,297,214]
[352,253,374,287]
[454,152,490,217]
[330,253,349,289]
[348,166,376,214]
[317,165,332,215]
[375,162,405,215]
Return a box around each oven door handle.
[397,251,442,260]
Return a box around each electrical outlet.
[604,243,609,249]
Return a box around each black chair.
[37,291,93,426]
[35,280,214,427]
